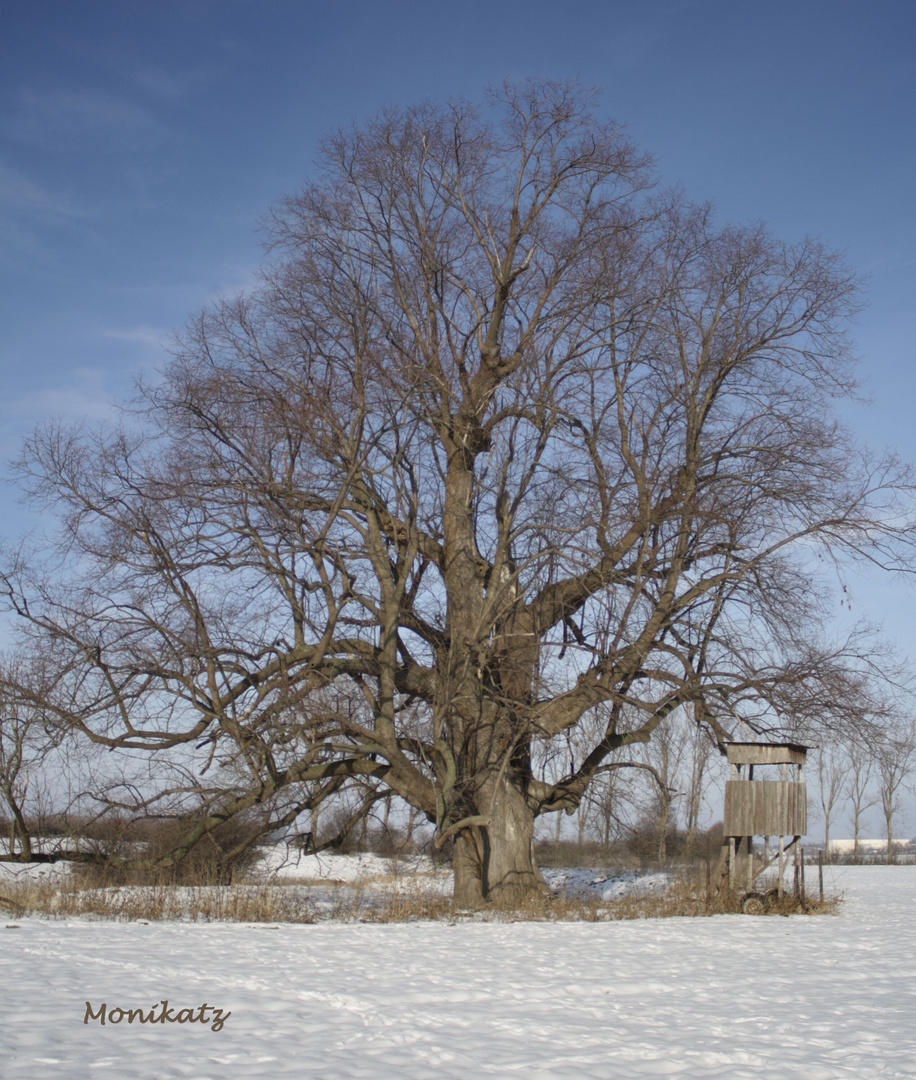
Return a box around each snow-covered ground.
[248,845,670,904]
[251,845,437,882]
[1,864,913,1079]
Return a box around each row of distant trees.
[1,699,722,867]
[534,711,916,866]
[3,696,915,870]
[533,706,723,862]
[812,719,916,861]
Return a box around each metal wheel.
[741,892,767,915]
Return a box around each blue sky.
[1,0,915,659]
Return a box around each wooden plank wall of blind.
[724,780,807,837]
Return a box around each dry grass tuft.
[1,877,316,923]
[1,862,840,923]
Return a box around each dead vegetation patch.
[0,863,840,923]
[0,878,315,923]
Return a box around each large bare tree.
[3,81,912,904]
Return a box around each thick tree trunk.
[481,773,547,902]
[450,772,546,905]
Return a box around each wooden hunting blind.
[722,741,809,908]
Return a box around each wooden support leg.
[793,835,800,899]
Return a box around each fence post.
[705,836,711,912]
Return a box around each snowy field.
[1,864,914,1079]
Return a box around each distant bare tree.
[680,710,720,856]
[637,720,686,864]
[0,657,63,860]
[580,759,628,853]
[0,710,39,859]
[815,742,851,857]
[845,743,876,862]
[876,720,916,863]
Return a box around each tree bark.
[478,771,547,903]
[448,768,546,905]
[452,830,486,909]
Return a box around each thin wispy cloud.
[7,367,119,425]
[9,86,169,152]
[0,157,95,264]
[0,158,89,220]
[0,75,178,259]
[102,325,171,351]
[128,63,208,103]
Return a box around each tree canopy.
[3,80,912,904]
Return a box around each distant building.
[828,838,911,856]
